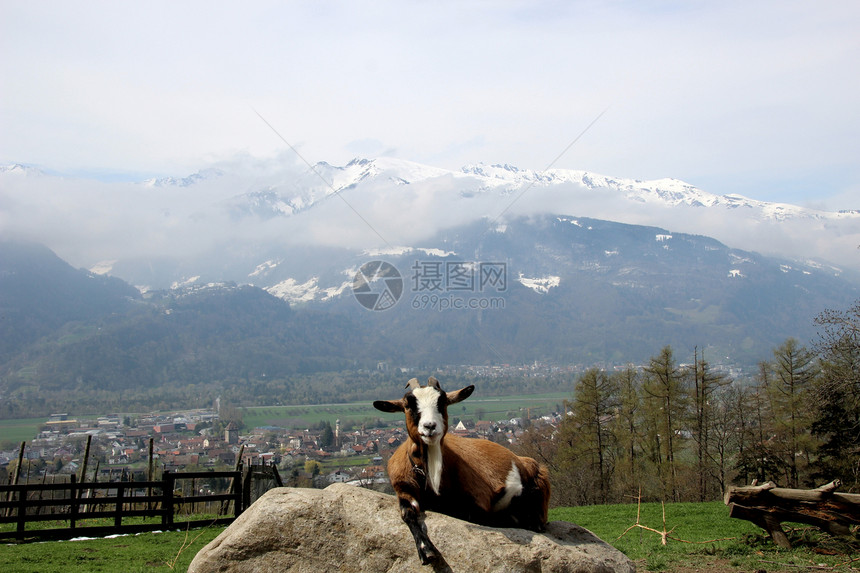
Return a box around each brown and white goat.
[373,377,551,565]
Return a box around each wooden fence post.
[220,446,243,516]
[5,442,25,519]
[15,484,27,539]
[79,435,92,484]
[69,474,79,531]
[271,464,284,487]
[242,465,253,513]
[234,466,244,517]
[147,438,154,511]
[114,483,125,529]
[162,470,174,529]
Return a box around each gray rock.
[188,483,635,573]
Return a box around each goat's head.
[373,377,474,446]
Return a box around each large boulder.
[189,484,634,573]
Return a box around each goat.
[373,377,551,565]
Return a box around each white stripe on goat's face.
[411,386,445,445]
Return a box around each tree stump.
[724,480,860,548]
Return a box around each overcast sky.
[2,1,858,209]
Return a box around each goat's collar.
[408,443,429,488]
[409,439,442,495]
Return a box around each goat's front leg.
[398,495,440,565]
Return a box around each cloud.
[1,1,858,205]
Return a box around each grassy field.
[0,526,224,572]
[0,417,45,448]
[550,501,859,572]
[242,391,570,430]
[2,499,857,572]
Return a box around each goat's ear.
[446,385,475,405]
[373,399,405,413]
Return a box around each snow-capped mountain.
[3,156,858,390]
[1,157,858,287]
[283,158,856,223]
[142,167,225,188]
[207,157,858,238]
[206,157,859,277]
[0,163,48,177]
[459,162,860,223]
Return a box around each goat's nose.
[423,421,437,432]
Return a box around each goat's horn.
[428,377,441,389]
[405,378,421,390]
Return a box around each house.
[224,422,239,444]
[328,470,351,483]
[475,421,494,435]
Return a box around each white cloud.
[0,1,858,206]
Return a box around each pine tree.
[611,365,641,500]
[767,338,818,487]
[642,346,687,502]
[812,301,860,487]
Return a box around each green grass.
[550,500,860,571]
[242,402,380,430]
[0,417,45,447]
[242,391,571,429]
[0,525,225,572]
[2,500,858,571]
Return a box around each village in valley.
[2,403,564,489]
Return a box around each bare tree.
[690,347,730,500]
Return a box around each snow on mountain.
[90,260,116,275]
[244,157,463,216]
[518,274,561,294]
[171,276,201,290]
[362,245,458,258]
[222,157,855,229]
[266,277,320,303]
[142,168,224,187]
[2,156,858,276]
[249,259,281,278]
[328,157,453,188]
[459,162,858,223]
[0,163,48,177]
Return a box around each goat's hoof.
[419,552,439,565]
[418,543,440,565]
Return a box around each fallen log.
[724,480,860,549]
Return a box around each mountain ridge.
[1,214,857,415]
[2,156,858,288]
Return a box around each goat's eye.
[405,396,420,424]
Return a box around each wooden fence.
[0,465,282,541]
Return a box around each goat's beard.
[419,432,441,446]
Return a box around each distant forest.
[0,363,574,421]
